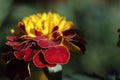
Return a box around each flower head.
[16,12,74,39]
[3,12,85,79]
[3,12,85,80]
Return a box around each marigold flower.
[3,12,85,80]
[6,12,84,66]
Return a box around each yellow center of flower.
[21,12,74,39]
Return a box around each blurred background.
[0,0,120,80]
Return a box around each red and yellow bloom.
[3,12,85,79]
[3,12,85,80]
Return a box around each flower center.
[21,12,74,40]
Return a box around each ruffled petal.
[33,53,46,68]
[33,52,56,68]
[52,26,59,32]
[7,36,17,41]
[37,40,49,48]
[62,29,76,39]
[52,31,60,39]
[34,30,42,36]
[62,39,81,52]
[14,51,25,60]
[18,22,25,31]
[24,48,38,61]
[12,40,33,50]
[44,46,70,64]
[26,36,47,41]
[6,41,19,46]
[24,48,32,61]
[2,45,15,63]
[70,34,86,53]
[24,36,50,48]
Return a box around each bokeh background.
[0,0,120,80]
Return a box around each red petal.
[52,32,60,38]
[33,53,46,68]
[18,22,25,31]
[44,46,70,64]
[54,36,62,44]
[52,26,59,32]
[33,36,47,41]
[12,43,23,50]
[12,41,32,50]
[6,41,19,46]
[35,30,42,36]
[38,40,49,48]
[33,53,56,68]
[24,36,57,48]
[14,51,25,60]
[62,29,76,38]
[24,48,39,61]
[24,48,33,61]
[7,36,17,41]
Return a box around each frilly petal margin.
[14,51,25,60]
[6,36,18,41]
[44,46,70,64]
[33,52,56,68]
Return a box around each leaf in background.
[0,0,13,27]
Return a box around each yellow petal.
[63,21,74,31]
[21,12,74,39]
[59,18,66,31]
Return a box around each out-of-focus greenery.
[0,0,120,80]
